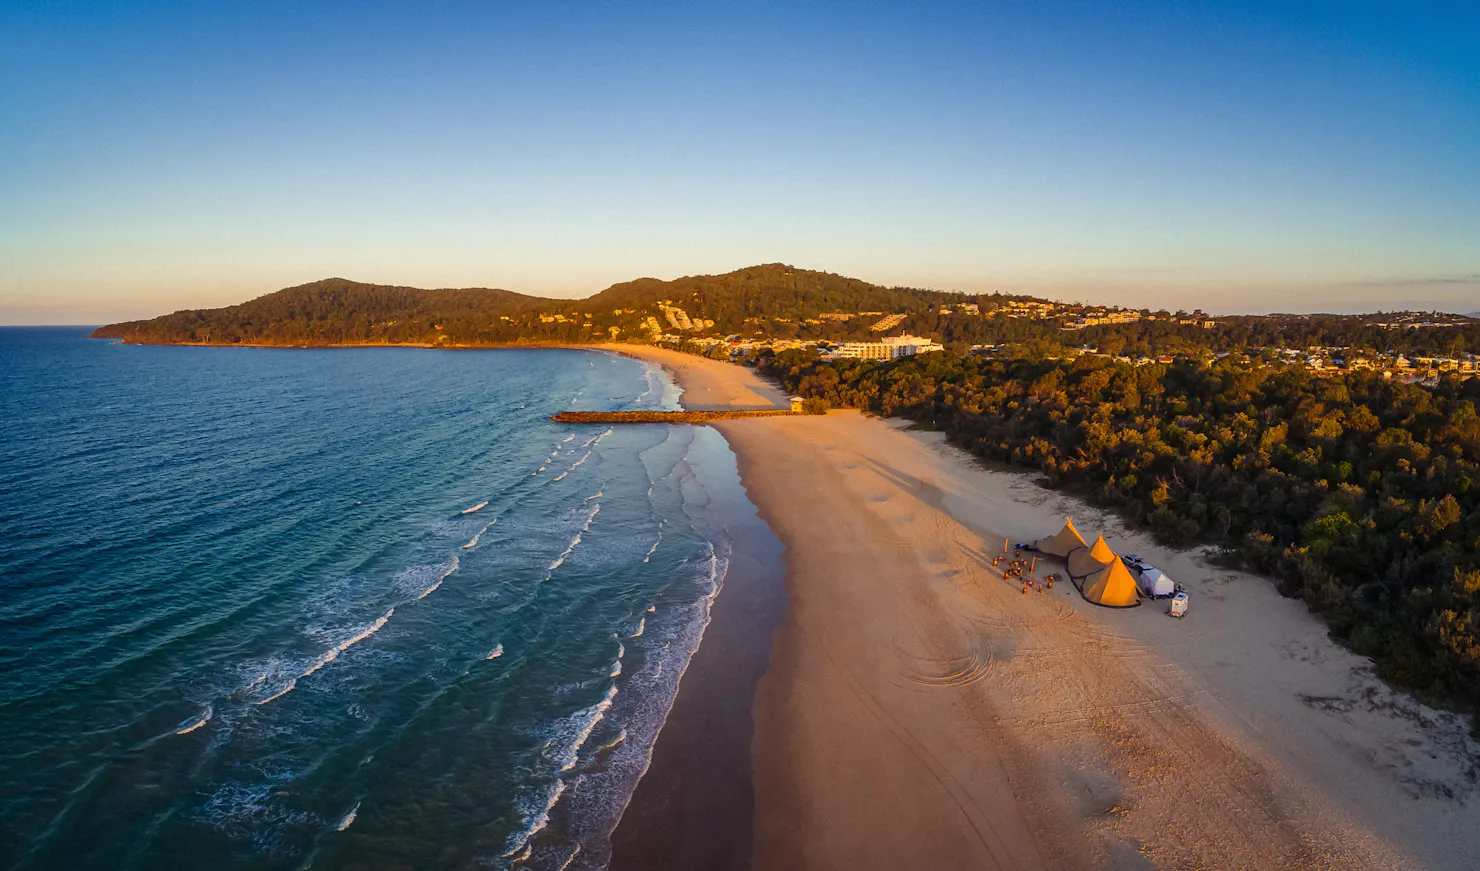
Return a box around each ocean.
[0,328,755,870]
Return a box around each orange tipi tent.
[1034,518,1087,558]
[1080,557,1142,608]
[1066,534,1115,579]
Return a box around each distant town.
[638,297,1479,385]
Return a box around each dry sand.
[610,345,1480,871]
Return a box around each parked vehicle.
[1121,554,1176,598]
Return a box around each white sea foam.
[546,535,580,573]
[557,845,582,870]
[462,520,495,550]
[544,537,733,865]
[256,682,296,705]
[255,607,395,705]
[630,616,645,638]
[561,433,575,443]
[609,659,622,677]
[549,684,618,772]
[636,365,658,404]
[554,446,595,481]
[545,504,599,576]
[300,607,395,678]
[487,644,504,660]
[196,780,302,849]
[584,490,602,503]
[642,533,661,563]
[558,444,599,479]
[336,802,360,831]
[175,705,213,735]
[596,728,628,753]
[503,780,567,858]
[460,500,488,515]
[394,557,459,601]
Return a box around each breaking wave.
[503,780,567,859]
[552,432,609,482]
[394,557,459,601]
[545,504,600,576]
[175,705,213,735]
[462,520,495,550]
[460,501,488,515]
[549,685,618,773]
[595,728,627,753]
[255,608,395,705]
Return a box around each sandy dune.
[610,345,1479,871]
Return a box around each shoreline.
[605,349,789,871]
[605,347,1479,870]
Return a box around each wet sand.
[606,345,1480,871]
[606,357,788,871]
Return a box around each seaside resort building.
[830,334,946,360]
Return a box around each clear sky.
[3,1,1477,323]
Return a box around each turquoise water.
[0,329,746,870]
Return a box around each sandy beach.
[608,345,1479,871]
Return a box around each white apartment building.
[831,334,945,360]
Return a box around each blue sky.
[2,1,1477,322]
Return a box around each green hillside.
[88,265,975,346]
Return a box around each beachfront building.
[830,334,945,360]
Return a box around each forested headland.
[89,265,1480,358]
[87,266,962,346]
[758,347,1480,728]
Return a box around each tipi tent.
[1079,558,1142,608]
[1067,534,1115,579]
[1034,518,1087,558]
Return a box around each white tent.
[1137,568,1175,598]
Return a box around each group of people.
[992,554,1059,594]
